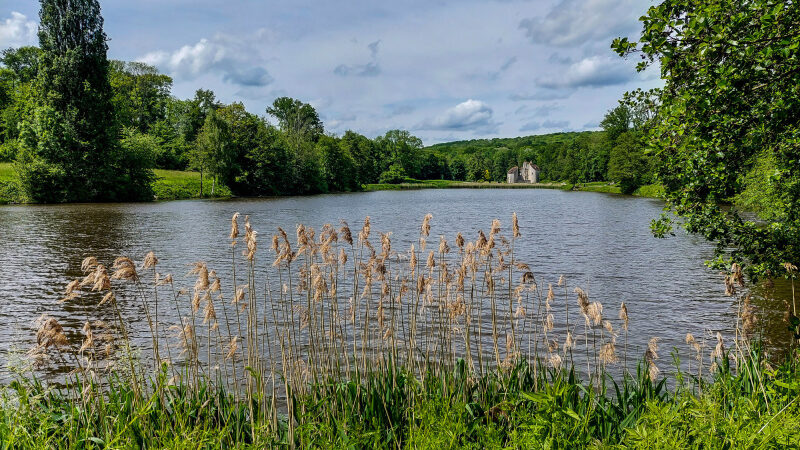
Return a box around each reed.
[4,213,798,448]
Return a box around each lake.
[0,189,793,381]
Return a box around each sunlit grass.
[152,169,231,200]
[0,163,13,182]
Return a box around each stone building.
[507,161,540,184]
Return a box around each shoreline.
[1,161,664,204]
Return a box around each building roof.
[507,166,518,174]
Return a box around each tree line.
[0,0,658,203]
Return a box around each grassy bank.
[0,164,230,203]
[0,163,15,204]
[365,178,566,191]
[4,351,798,448]
[365,178,664,199]
[562,181,664,198]
[2,213,796,448]
[152,169,231,200]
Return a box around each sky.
[0,0,662,145]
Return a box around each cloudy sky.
[1,0,661,144]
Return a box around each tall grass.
[2,213,798,448]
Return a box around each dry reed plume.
[26,212,771,442]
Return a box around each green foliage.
[4,350,798,449]
[378,162,408,184]
[607,132,650,194]
[190,108,230,196]
[613,0,800,278]
[109,60,172,134]
[266,96,323,150]
[116,127,157,200]
[318,134,356,191]
[426,131,613,184]
[14,0,156,202]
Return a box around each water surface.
[0,189,792,380]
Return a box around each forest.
[0,42,654,202]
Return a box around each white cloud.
[537,56,633,89]
[0,12,37,49]
[519,0,639,47]
[418,99,498,133]
[140,33,273,86]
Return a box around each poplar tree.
[17,0,151,201]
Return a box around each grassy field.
[152,169,231,200]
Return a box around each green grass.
[0,162,13,182]
[365,179,566,191]
[3,351,798,448]
[152,169,231,201]
[0,162,16,204]
[562,182,664,198]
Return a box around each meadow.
[1,212,797,448]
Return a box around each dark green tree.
[16,0,152,202]
[109,61,172,133]
[613,0,800,277]
[607,132,649,194]
[376,129,422,178]
[0,47,41,84]
[340,130,381,185]
[318,135,355,192]
[266,97,323,151]
[191,109,229,196]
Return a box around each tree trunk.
[199,169,204,198]
[211,176,216,196]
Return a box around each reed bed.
[2,213,799,448]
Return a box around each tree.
[379,162,407,184]
[109,61,172,133]
[600,104,633,143]
[376,129,422,178]
[607,132,649,194]
[613,0,800,278]
[0,47,41,84]
[191,109,229,196]
[16,0,146,202]
[340,130,381,185]
[117,127,157,199]
[318,135,355,192]
[266,97,323,151]
[238,124,290,196]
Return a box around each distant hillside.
[420,131,609,183]
[425,131,600,153]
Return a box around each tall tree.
[376,129,422,179]
[613,0,800,278]
[16,0,150,202]
[109,61,172,133]
[266,96,323,152]
[191,109,229,196]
